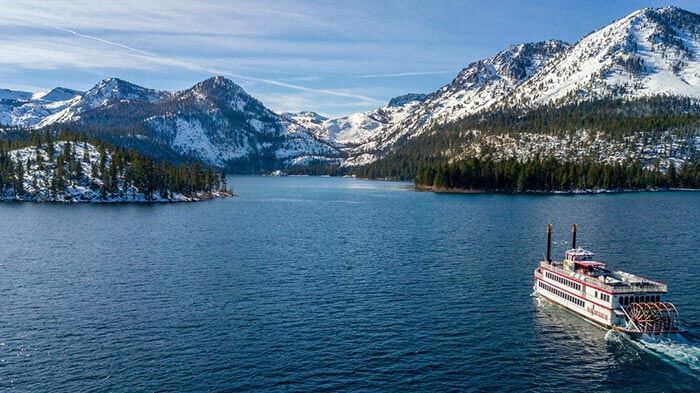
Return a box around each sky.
[1,0,699,117]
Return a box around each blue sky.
[1,0,699,117]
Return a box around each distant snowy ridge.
[0,89,33,101]
[0,87,82,128]
[300,40,571,166]
[0,76,342,170]
[36,78,168,128]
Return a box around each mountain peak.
[196,76,244,91]
[185,76,248,103]
[451,39,570,89]
[96,77,131,88]
[32,87,81,102]
[647,5,689,16]
[503,6,700,109]
[387,93,427,107]
[84,77,167,106]
[284,111,328,121]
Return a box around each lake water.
[0,176,698,392]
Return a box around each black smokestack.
[572,224,577,249]
[546,224,552,262]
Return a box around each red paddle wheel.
[627,302,680,334]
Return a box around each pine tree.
[36,150,44,171]
[46,138,55,161]
[14,159,24,197]
[82,143,90,162]
[668,161,677,188]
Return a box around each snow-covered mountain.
[2,6,700,171]
[0,89,33,101]
[36,78,169,127]
[282,111,328,132]
[504,6,700,108]
[0,87,82,127]
[143,76,339,167]
[32,87,82,102]
[311,40,570,165]
[8,76,341,169]
[317,6,700,166]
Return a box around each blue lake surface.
[0,176,698,391]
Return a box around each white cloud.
[0,0,464,114]
[5,24,386,103]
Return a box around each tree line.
[415,156,700,192]
[353,97,700,184]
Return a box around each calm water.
[0,176,698,392]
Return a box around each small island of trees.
[0,129,230,202]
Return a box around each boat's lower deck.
[534,288,684,336]
[534,283,614,329]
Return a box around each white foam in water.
[630,333,700,377]
[604,330,622,343]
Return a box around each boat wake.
[609,328,700,378]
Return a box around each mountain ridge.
[1,6,700,172]
[2,76,342,170]
[502,6,700,109]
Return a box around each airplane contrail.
[51,26,384,103]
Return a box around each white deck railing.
[540,262,667,294]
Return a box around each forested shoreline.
[0,129,231,202]
[352,98,700,193]
[414,156,700,193]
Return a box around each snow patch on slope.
[505,7,700,108]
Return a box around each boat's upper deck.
[540,248,667,294]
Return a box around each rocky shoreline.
[414,185,698,195]
[0,189,233,203]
